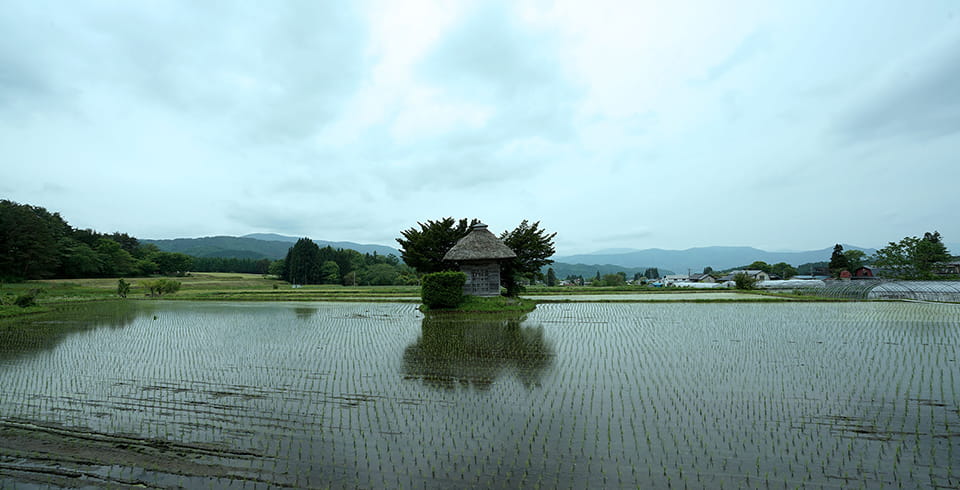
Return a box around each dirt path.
[0,419,289,488]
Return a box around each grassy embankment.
[0,273,422,318]
[419,295,538,314]
[523,285,849,303]
[1,274,847,319]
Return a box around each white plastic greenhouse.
[866,281,960,302]
[757,280,827,289]
[803,280,960,302]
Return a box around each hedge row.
[421,271,466,309]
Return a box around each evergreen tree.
[283,238,322,285]
[828,244,849,277]
[0,200,70,279]
[918,232,951,273]
[396,217,556,296]
[500,220,556,296]
[396,218,476,274]
[546,267,557,286]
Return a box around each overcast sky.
[3,1,958,255]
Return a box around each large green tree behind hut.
[398,218,556,296]
[499,220,556,296]
[396,218,477,274]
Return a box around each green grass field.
[1,274,840,319]
[0,273,423,318]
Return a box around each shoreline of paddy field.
[1,272,867,320]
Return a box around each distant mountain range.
[546,263,675,280]
[143,233,955,277]
[142,234,400,260]
[554,245,878,275]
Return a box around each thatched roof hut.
[443,223,516,297]
[443,223,517,262]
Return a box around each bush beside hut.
[421,271,467,309]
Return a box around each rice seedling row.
[0,300,957,488]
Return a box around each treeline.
[281,238,418,286]
[191,257,273,275]
[1,200,416,285]
[726,232,954,280]
[1,200,192,280]
[838,233,953,279]
[721,261,799,279]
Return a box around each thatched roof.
[443,223,517,261]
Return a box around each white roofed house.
[688,273,716,283]
[668,272,722,288]
[718,270,771,283]
[442,223,517,297]
[663,274,689,286]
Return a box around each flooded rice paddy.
[1,300,958,488]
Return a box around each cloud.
[314,2,590,206]
[383,136,563,197]
[413,1,583,143]
[835,31,960,143]
[420,3,558,97]
[3,1,958,254]
[699,30,769,83]
[226,197,403,243]
[0,58,49,114]
[0,4,71,118]
[0,2,370,144]
[226,203,326,235]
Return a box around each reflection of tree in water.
[293,306,318,320]
[0,301,149,363]
[402,312,554,390]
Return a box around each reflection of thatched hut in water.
[401,313,554,390]
[442,223,516,297]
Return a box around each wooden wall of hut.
[460,261,501,297]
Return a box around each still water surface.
[0,300,958,488]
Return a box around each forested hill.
[242,234,402,258]
[0,199,413,283]
[142,236,400,260]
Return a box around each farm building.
[853,266,874,278]
[662,274,689,285]
[718,270,771,282]
[443,223,517,297]
[688,273,716,283]
[663,273,717,286]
